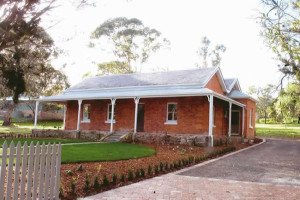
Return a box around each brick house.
[35,67,256,146]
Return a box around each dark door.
[231,111,240,135]
[137,104,145,132]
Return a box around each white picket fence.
[0,141,62,200]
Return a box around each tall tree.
[247,84,275,123]
[90,17,169,74]
[274,82,300,123]
[260,0,300,83]
[196,36,226,68]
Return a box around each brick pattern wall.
[205,74,225,95]
[234,98,256,139]
[65,96,229,137]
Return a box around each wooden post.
[110,98,116,133]
[242,107,245,138]
[228,102,232,137]
[77,100,82,131]
[133,97,140,134]
[208,95,214,147]
[34,101,39,128]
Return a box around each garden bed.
[60,142,251,199]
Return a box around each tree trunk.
[264,111,267,124]
[2,103,16,126]
[298,116,300,124]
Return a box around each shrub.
[128,170,134,181]
[135,169,140,178]
[102,175,110,187]
[189,156,194,164]
[77,164,84,172]
[147,165,152,175]
[120,174,125,182]
[140,168,145,177]
[173,161,178,169]
[84,174,90,192]
[169,163,174,170]
[112,174,117,185]
[178,160,182,168]
[159,162,164,172]
[93,176,100,190]
[65,169,73,176]
[70,180,76,194]
[59,187,64,198]
[164,163,169,171]
[154,165,159,174]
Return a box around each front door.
[231,111,240,135]
[137,104,145,132]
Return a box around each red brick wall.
[205,74,225,95]
[65,97,228,136]
[235,98,256,139]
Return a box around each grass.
[256,123,300,139]
[61,142,156,163]
[0,120,63,134]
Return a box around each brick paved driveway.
[83,139,300,200]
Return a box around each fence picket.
[13,142,22,200]
[20,142,29,200]
[38,143,46,200]
[49,143,57,199]
[26,142,35,200]
[32,142,41,200]
[6,142,15,200]
[54,143,62,200]
[44,143,52,199]
[0,141,8,200]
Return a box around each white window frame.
[82,104,91,123]
[249,109,253,128]
[165,102,177,125]
[105,104,116,123]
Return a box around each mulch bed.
[60,142,251,199]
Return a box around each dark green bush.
[159,162,164,172]
[135,169,140,178]
[147,165,152,175]
[128,170,134,181]
[102,175,110,187]
[140,168,145,177]
[93,176,100,190]
[120,174,125,182]
[112,173,117,185]
[84,174,90,192]
[154,165,159,174]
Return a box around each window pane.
[83,104,90,120]
[173,112,177,120]
[168,113,173,120]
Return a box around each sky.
[43,0,283,92]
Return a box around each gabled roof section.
[228,90,257,102]
[224,78,241,92]
[203,67,228,93]
[67,67,218,91]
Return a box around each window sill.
[164,121,177,125]
[105,120,116,124]
[81,120,90,123]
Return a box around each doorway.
[231,110,240,135]
[137,104,145,132]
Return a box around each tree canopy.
[196,36,226,68]
[260,0,300,82]
[90,17,170,74]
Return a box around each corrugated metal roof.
[67,67,218,91]
[228,90,256,101]
[224,78,236,90]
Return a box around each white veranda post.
[77,100,82,131]
[110,98,116,133]
[34,101,39,128]
[63,104,67,129]
[208,95,214,147]
[133,97,140,134]
[228,102,232,137]
[242,107,245,138]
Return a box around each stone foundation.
[31,129,109,141]
[135,132,209,146]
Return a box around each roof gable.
[224,78,241,92]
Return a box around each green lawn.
[256,123,300,139]
[0,120,63,134]
[61,142,155,163]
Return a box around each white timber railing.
[0,141,62,200]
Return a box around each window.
[249,109,253,128]
[106,104,116,123]
[165,103,177,124]
[82,104,90,122]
